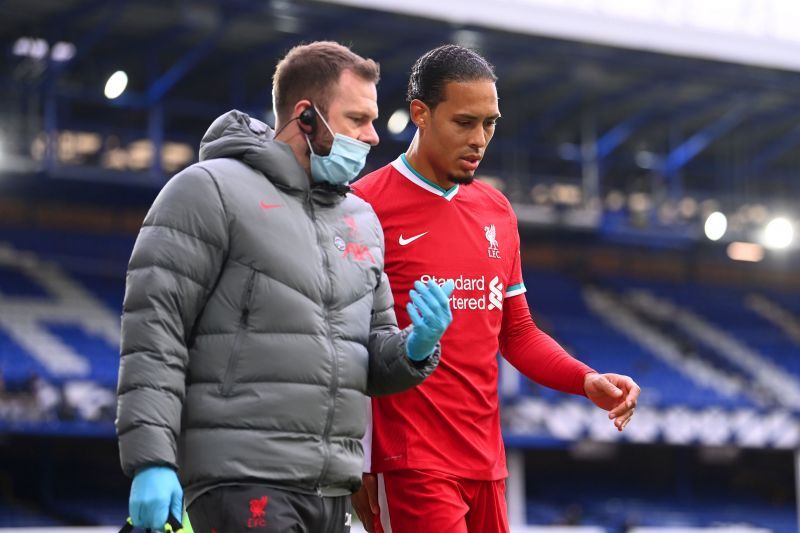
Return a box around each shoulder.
[193,158,257,185]
[341,194,383,241]
[351,163,397,202]
[167,159,260,202]
[144,162,230,242]
[158,162,225,202]
[466,181,519,239]
[469,180,515,217]
[186,158,279,213]
[342,192,376,216]
[341,193,379,230]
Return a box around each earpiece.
[299,106,316,132]
[273,104,317,138]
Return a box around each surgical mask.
[305,106,371,186]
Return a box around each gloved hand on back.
[405,279,455,361]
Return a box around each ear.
[409,99,429,130]
[293,99,314,134]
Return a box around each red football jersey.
[353,155,526,480]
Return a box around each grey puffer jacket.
[115,110,439,504]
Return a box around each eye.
[455,120,471,127]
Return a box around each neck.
[405,131,452,190]
[275,124,312,183]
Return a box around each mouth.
[459,154,482,172]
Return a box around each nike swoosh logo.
[399,232,428,246]
[260,201,282,209]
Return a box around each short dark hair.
[407,44,497,108]
[273,41,380,124]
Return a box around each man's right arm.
[116,165,229,477]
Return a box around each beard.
[307,128,334,157]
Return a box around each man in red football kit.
[350,45,640,533]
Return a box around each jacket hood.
[199,109,313,194]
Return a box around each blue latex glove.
[406,279,455,361]
[129,466,183,531]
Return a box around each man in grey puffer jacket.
[116,41,453,533]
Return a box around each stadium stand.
[1,233,797,446]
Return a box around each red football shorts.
[373,469,509,533]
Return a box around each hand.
[406,279,455,361]
[351,473,378,532]
[129,466,183,531]
[584,372,640,431]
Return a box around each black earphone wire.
[274,115,300,137]
[274,105,316,137]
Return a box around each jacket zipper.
[220,269,257,396]
[307,192,340,495]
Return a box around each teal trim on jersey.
[506,283,527,297]
[400,154,459,199]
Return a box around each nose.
[469,125,487,150]
[359,123,380,146]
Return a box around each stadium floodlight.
[763,216,794,249]
[387,109,410,135]
[704,211,727,241]
[12,37,75,62]
[13,37,49,59]
[104,70,128,100]
[51,42,76,62]
[12,37,31,56]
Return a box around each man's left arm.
[499,294,639,431]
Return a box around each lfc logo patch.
[248,496,268,528]
[341,215,376,264]
[484,224,500,259]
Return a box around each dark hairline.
[420,76,498,110]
